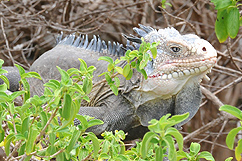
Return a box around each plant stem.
[35,107,59,143]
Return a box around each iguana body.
[2,25,217,139]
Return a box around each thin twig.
[35,107,58,142]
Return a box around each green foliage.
[219,105,242,161]
[124,113,214,161]
[177,143,215,161]
[0,55,217,160]
[98,38,159,95]
[0,59,9,89]
[160,0,172,9]
[0,59,104,160]
[211,0,241,43]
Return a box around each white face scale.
[139,28,217,99]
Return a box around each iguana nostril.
[202,47,206,51]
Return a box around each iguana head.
[130,25,217,99]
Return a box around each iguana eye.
[170,46,181,53]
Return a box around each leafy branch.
[98,38,159,95]
[211,0,242,43]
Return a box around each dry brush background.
[0,0,242,160]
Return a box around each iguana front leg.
[75,94,139,136]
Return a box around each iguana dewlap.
[1,25,217,139]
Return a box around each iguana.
[1,25,217,139]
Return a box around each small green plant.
[220,105,242,161]
[0,59,104,160]
[98,37,159,95]
[160,0,172,9]
[177,142,215,161]
[211,0,242,43]
[125,113,215,161]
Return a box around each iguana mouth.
[148,56,216,79]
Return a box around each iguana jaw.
[140,57,216,99]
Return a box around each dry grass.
[0,0,242,160]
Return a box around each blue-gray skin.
[1,25,217,139]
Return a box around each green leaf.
[110,84,118,96]
[15,133,27,141]
[62,93,72,120]
[190,142,200,155]
[40,111,47,128]
[125,69,133,80]
[215,9,229,43]
[115,66,123,75]
[57,66,71,85]
[26,126,38,155]
[83,77,92,94]
[71,83,85,95]
[177,151,190,160]
[165,127,183,151]
[75,114,88,130]
[99,153,110,160]
[67,68,80,76]
[226,126,242,149]
[219,105,242,120]
[15,64,25,76]
[10,91,25,101]
[0,75,9,89]
[105,73,112,83]
[168,112,189,126]
[123,64,131,78]
[87,65,96,74]
[0,92,10,103]
[79,58,88,72]
[225,157,233,161]
[197,151,215,161]
[0,83,7,92]
[88,132,100,158]
[87,119,104,128]
[23,155,32,161]
[163,135,176,161]
[21,117,29,135]
[240,16,242,26]
[49,132,56,145]
[4,133,15,156]
[0,68,8,75]
[21,72,42,80]
[107,63,114,71]
[130,61,136,68]
[139,53,149,69]
[114,77,120,87]
[129,50,139,58]
[120,142,126,154]
[66,130,81,153]
[148,119,162,133]
[226,7,240,39]
[141,131,157,159]
[114,59,121,64]
[150,47,157,59]
[9,102,14,116]
[155,146,163,161]
[98,56,114,64]
[211,0,232,9]
[115,155,130,161]
[140,69,148,79]
[0,127,4,143]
